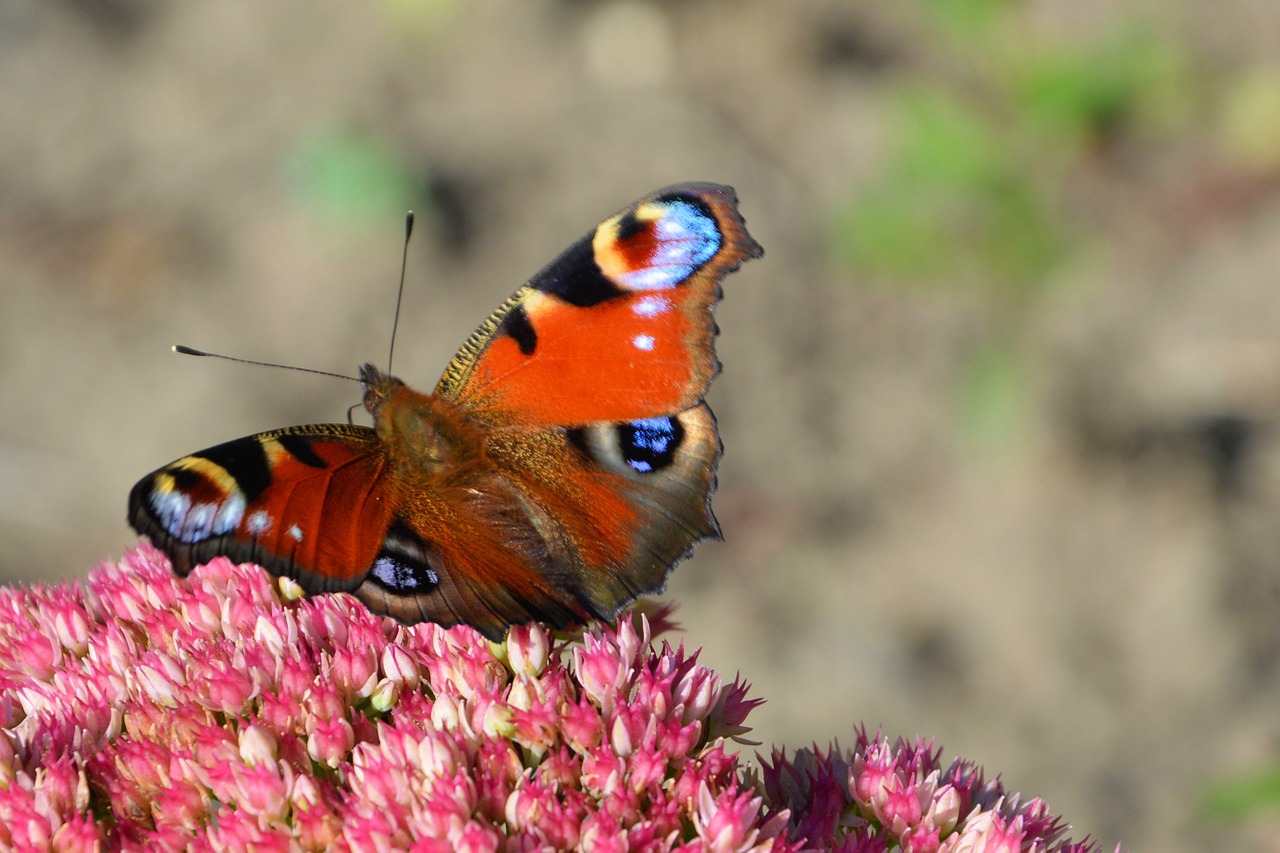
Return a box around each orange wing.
[435,183,762,425]
[128,425,396,592]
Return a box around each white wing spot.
[185,503,215,541]
[288,524,303,542]
[213,493,246,535]
[633,334,656,351]
[633,295,670,317]
[152,491,192,539]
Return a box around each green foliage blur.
[833,12,1186,294]
[831,4,1192,447]
[287,128,420,228]
[1203,768,1280,824]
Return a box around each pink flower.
[330,644,380,700]
[237,722,278,765]
[306,717,355,768]
[0,547,1106,851]
[505,623,551,677]
[761,728,1106,851]
[694,785,774,852]
[381,641,422,688]
[938,809,1024,853]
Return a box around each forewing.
[435,183,762,426]
[128,424,395,594]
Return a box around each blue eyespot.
[617,416,684,473]
[369,522,441,594]
[617,200,721,291]
[371,555,440,592]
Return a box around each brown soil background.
[6,2,1280,849]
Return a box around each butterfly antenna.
[387,210,415,375]
[172,345,360,383]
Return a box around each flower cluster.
[0,546,787,851]
[759,734,1108,852]
[0,545,1110,851]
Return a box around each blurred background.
[5,0,1280,848]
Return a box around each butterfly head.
[358,364,405,419]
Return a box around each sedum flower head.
[758,730,1114,852]
[0,546,1111,851]
[0,546,791,851]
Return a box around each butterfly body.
[130,183,761,638]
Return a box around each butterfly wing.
[345,401,721,639]
[350,184,759,635]
[483,402,723,613]
[128,424,396,594]
[436,182,762,424]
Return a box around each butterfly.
[128,183,762,640]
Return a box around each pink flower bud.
[694,785,765,852]
[303,682,347,723]
[507,677,534,711]
[331,646,379,699]
[904,825,942,852]
[132,662,182,708]
[152,780,210,829]
[291,772,322,809]
[450,819,501,853]
[181,591,223,635]
[560,696,604,754]
[930,783,962,835]
[431,694,462,731]
[13,630,60,680]
[195,658,259,716]
[609,715,634,758]
[369,677,400,712]
[941,810,1025,853]
[51,602,90,657]
[50,817,105,853]
[875,776,924,835]
[506,624,551,677]
[509,699,558,757]
[293,799,341,850]
[381,642,420,688]
[238,724,277,766]
[852,741,897,808]
[675,665,721,724]
[307,718,354,768]
[253,614,286,659]
[416,731,462,781]
[477,698,514,740]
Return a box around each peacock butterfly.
[128,183,761,639]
